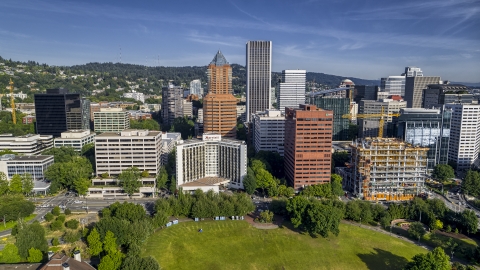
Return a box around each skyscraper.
[308,96,350,141]
[277,70,306,112]
[189,79,202,97]
[423,84,473,109]
[246,41,272,122]
[404,76,441,108]
[162,85,184,126]
[203,51,237,138]
[284,104,333,190]
[34,89,88,137]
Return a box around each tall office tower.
[246,41,272,122]
[308,95,350,141]
[34,89,88,137]
[190,79,203,97]
[423,84,473,109]
[94,108,130,133]
[359,99,407,138]
[403,66,424,77]
[252,110,285,156]
[277,70,306,112]
[404,76,441,108]
[380,76,405,96]
[445,104,480,170]
[354,85,378,103]
[284,104,333,190]
[162,85,184,126]
[203,51,237,138]
[396,108,451,169]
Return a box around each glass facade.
[396,108,451,169]
[308,96,350,141]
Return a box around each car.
[82,206,89,209]
[74,200,82,204]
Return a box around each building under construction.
[338,137,428,201]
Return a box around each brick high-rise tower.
[203,51,237,138]
[284,104,333,190]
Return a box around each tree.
[44,156,93,192]
[52,206,61,216]
[259,210,274,223]
[98,251,123,270]
[103,231,118,255]
[9,174,23,194]
[21,173,34,195]
[170,117,194,139]
[0,172,9,195]
[121,256,161,270]
[44,212,54,222]
[408,222,426,241]
[42,146,78,163]
[432,164,455,182]
[15,221,48,259]
[64,208,72,215]
[65,219,79,229]
[0,244,22,263]
[118,167,142,197]
[243,167,257,195]
[168,175,176,194]
[433,219,443,230]
[286,196,311,228]
[460,210,478,235]
[462,170,480,197]
[74,178,90,197]
[404,247,450,270]
[303,201,342,237]
[87,228,103,256]
[331,174,343,196]
[64,230,81,243]
[156,166,168,190]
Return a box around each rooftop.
[96,129,161,137]
[0,155,54,161]
[180,177,230,187]
[210,50,229,66]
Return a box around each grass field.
[0,214,36,232]
[142,221,427,270]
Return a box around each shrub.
[50,220,63,231]
[65,219,79,230]
[63,230,81,243]
[258,210,274,223]
[64,208,72,215]
[52,237,60,246]
[44,212,54,222]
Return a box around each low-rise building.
[0,154,54,180]
[88,177,156,198]
[127,110,152,120]
[22,115,35,124]
[176,134,247,192]
[54,130,96,152]
[0,134,53,155]
[123,91,145,103]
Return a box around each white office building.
[359,99,407,138]
[190,79,203,96]
[380,76,405,96]
[94,108,130,133]
[0,134,53,155]
[252,110,285,156]
[0,154,54,180]
[246,41,272,122]
[54,130,95,152]
[277,70,306,112]
[160,132,181,165]
[445,104,480,170]
[122,91,145,103]
[403,66,424,77]
[95,129,163,176]
[176,134,247,192]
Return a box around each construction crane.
[343,106,399,138]
[9,78,16,124]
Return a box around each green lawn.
[142,221,427,270]
[0,214,36,232]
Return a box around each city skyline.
[0,0,479,82]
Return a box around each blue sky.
[0,0,479,82]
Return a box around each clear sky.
[0,0,479,82]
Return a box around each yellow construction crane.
[9,78,16,124]
[343,106,399,138]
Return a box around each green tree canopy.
[243,167,257,195]
[42,146,78,163]
[21,173,34,195]
[404,247,450,270]
[9,174,23,194]
[87,228,103,256]
[432,164,455,182]
[73,177,91,197]
[331,174,344,196]
[15,220,48,259]
[156,166,168,190]
[118,167,142,197]
[462,170,480,197]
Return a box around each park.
[142,220,427,270]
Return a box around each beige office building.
[94,108,130,133]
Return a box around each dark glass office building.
[34,89,90,137]
[423,84,472,109]
[308,96,350,140]
[396,107,451,169]
[354,85,378,103]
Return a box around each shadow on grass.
[357,248,409,270]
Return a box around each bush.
[52,206,61,216]
[56,214,66,223]
[408,222,426,240]
[258,210,274,223]
[63,230,81,243]
[52,237,60,246]
[65,219,79,229]
[64,208,72,215]
[44,212,54,222]
[50,220,63,231]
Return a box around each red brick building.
[284,104,333,190]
